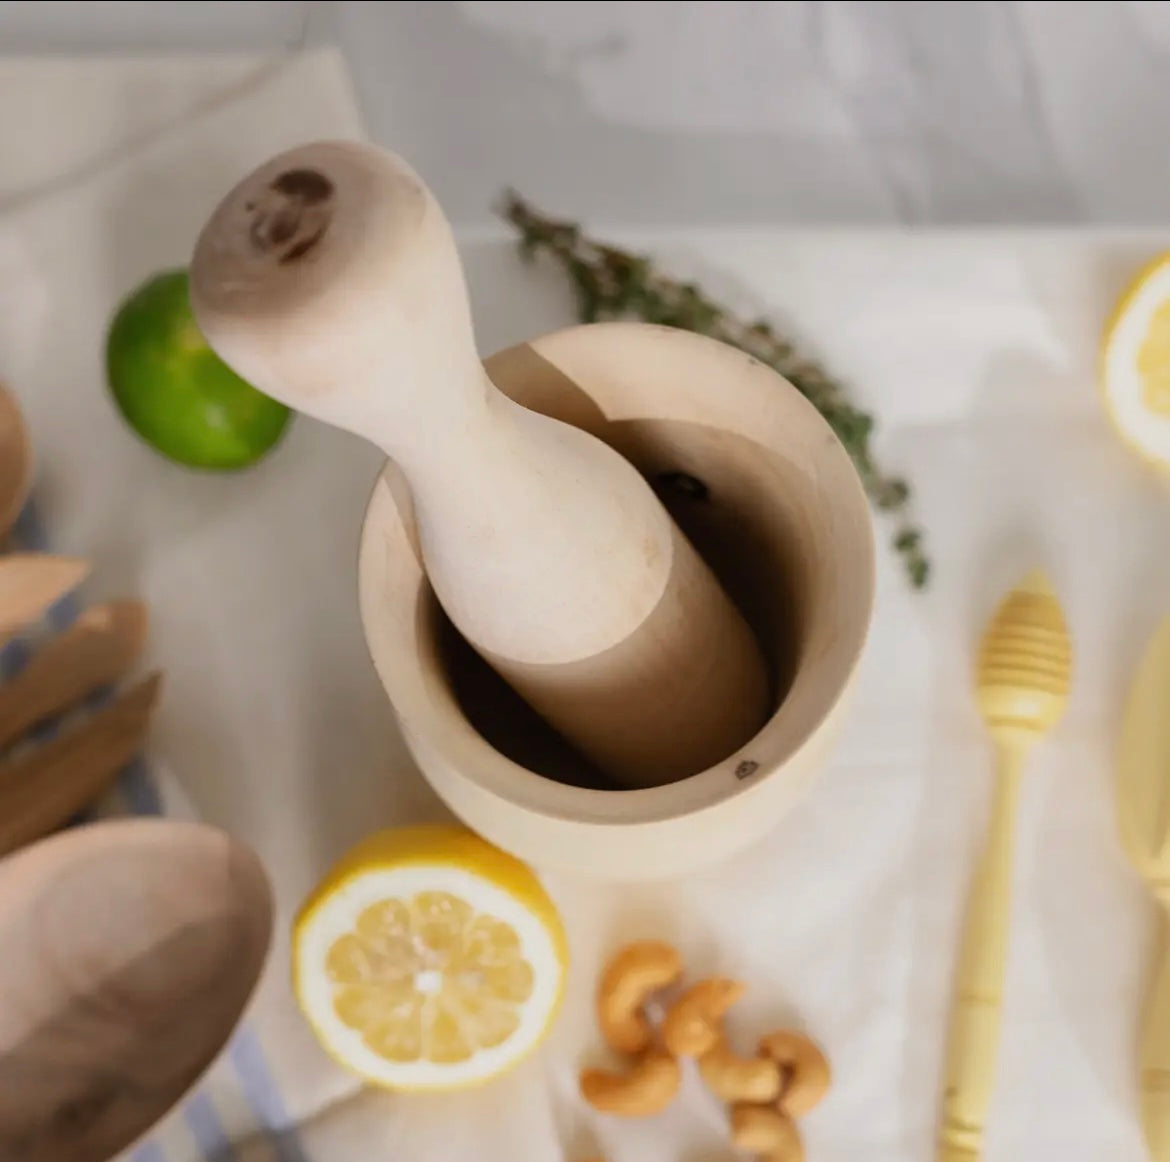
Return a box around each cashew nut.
[729,1103,805,1162]
[697,1035,782,1103]
[595,940,683,1055]
[757,1030,831,1117]
[660,976,746,1057]
[579,1047,682,1117]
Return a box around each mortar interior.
[430,414,809,792]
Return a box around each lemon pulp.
[1099,252,1170,468]
[293,825,567,1090]
[1138,299,1170,416]
[327,891,535,1064]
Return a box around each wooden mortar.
[358,321,875,880]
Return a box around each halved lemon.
[1101,252,1170,469]
[292,824,568,1091]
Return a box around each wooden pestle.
[189,141,769,788]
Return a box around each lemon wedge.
[293,824,568,1091]
[1100,252,1170,468]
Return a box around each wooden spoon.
[936,571,1072,1162]
[0,817,272,1162]
[0,600,148,751]
[0,673,161,857]
[0,554,89,643]
[0,383,32,543]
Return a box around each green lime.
[105,268,291,470]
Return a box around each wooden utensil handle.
[189,143,683,665]
[0,674,161,857]
[936,744,1025,1162]
[0,554,89,642]
[0,599,148,750]
[1142,913,1170,1161]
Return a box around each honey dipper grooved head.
[975,570,1072,741]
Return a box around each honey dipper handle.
[1141,915,1170,1161]
[936,743,1026,1162]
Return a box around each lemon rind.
[1099,250,1170,473]
[292,826,567,1092]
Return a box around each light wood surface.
[0,817,272,1162]
[357,322,875,878]
[189,140,769,788]
[0,600,148,750]
[936,572,1071,1162]
[0,673,161,857]
[0,384,31,543]
[1116,614,1170,1162]
[0,554,89,643]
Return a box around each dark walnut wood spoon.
[0,818,273,1162]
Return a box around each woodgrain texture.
[0,673,161,857]
[0,599,148,750]
[188,140,769,788]
[0,817,272,1162]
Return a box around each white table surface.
[7,3,1170,230]
[4,45,1170,1162]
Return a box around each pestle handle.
[191,141,770,786]
[190,141,674,666]
[190,143,486,451]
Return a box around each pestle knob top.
[189,140,484,451]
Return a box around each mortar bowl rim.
[357,321,875,843]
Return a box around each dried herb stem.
[498,190,928,589]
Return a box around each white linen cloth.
[0,47,1166,1162]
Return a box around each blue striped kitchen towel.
[4,498,312,1162]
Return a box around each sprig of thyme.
[498,191,929,589]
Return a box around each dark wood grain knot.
[270,168,334,204]
[247,168,335,264]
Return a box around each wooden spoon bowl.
[0,818,273,1162]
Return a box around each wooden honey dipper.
[936,571,1072,1162]
[189,141,769,788]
